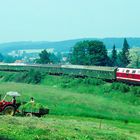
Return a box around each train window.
[117,69,119,72]
[126,70,130,73]
[122,69,125,73]
[138,71,140,74]
[132,70,136,74]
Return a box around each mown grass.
[0,115,140,140]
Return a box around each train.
[116,68,140,84]
[0,63,139,84]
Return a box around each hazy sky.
[0,0,140,42]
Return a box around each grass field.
[0,73,140,139]
[0,115,140,140]
[0,82,140,122]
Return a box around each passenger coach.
[0,63,140,84]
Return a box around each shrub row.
[111,82,140,96]
[1,71,140,96]
[1,70,42,84]
[60,77,105,88]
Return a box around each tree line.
[1,38,137,68]
[0,38,132,68]
[37,38,131,67]
[70,38,130,67]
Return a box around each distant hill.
[0,38,140,54]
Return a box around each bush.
[60,77,80,88]
[2,73,14,82]
[83,78,105,86]
[111,82,130,93]
[60,77,105,89]
[131,87,140,96]
[15,73,28,83]
[119,84,130,93]
[111,83,120,90]
[25,70,42,84]
[1,70,43,84]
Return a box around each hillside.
[0,72,140,139]
[0,38,140,54]
[0,81,140,140]
[0,73,140,122]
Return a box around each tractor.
[0,91,21,116]
[0,91,49,117]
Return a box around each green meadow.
[0,115,140,140]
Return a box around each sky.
[0,0,140,42]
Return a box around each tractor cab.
[0,91,21,116]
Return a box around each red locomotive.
[116,68,140,84]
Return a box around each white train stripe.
[117,77,140,82]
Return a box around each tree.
[70,41,89,65]
[70,40,109,66]
[118,38,130,67]
[127,48,140,68]
[36,50,61,64]
[87,41,109,66]
[111,45,117,66]
[36,49,51,64]
[50,53,61,64]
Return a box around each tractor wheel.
[3,106,15,116]
[26,113,33,117]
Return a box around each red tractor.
[0,91,21,116]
